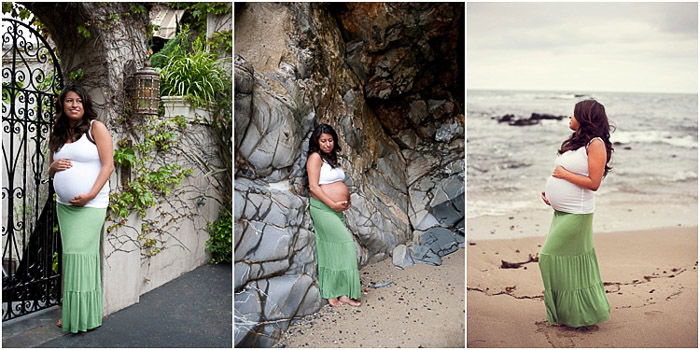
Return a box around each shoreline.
[467,200,697,240]
[467,226,698,347]
[278,249,465,348]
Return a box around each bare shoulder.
[306,152,321,165]
[91,120,112,142]
[308,152,321,161]
[91,120,108,132]
[587,137,606,156]
[588,137,605,149]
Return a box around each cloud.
[467,2,698,93]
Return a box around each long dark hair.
[307,123,341,168]
[49,85,98,153]
[559,99,614,175]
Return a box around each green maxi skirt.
[309,198,361,300]
[538,211,610,327]
[56,203,106,333]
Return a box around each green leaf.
[76,25,91,39]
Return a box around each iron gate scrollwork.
[2,18,64,321]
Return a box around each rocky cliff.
[234,3,464,346]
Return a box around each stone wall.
[234,3,464,346]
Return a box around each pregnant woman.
[539,99,613,328]
[306,124,361,307]
[49,85,114,332]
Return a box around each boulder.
[392,244,415,269]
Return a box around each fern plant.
[158,37,226,108]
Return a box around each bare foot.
[328,298,342,307]
[339,295,361,307]
[56,319,62,328]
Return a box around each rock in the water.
[496,114,515,123]
[530,112,565,120]
[496,112,566,126]
[509,118,540,126]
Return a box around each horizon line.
[467,87,698,96]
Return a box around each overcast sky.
[467,2,698,94]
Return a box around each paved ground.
[3,263,232,348]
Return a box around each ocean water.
[467,89,698,218]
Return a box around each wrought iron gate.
[2,18,64,321]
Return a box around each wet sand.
[278,249,465,348]
[467,226,698,348]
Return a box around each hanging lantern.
[128,61,160,115]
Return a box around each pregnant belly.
[320,181,350,203]
[53,163,99,201]
[544,176,589,212]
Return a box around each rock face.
[234,3,464,346]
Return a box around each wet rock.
[509,118,540,126]
[530,113,565,120]
[496,112,566,126]
[495,114,515,123]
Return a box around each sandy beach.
[467,200,698,240]
[278,249,465,348]
[467,225,698,348]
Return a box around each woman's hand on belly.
[68,192,95,206]
[331,200,350,212]
[50,158,72,172]
[552,166,571,179]
[541,191,551,206]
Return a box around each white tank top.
[544,138,602,214]
[318,160,345,185]
[53,120,110,208]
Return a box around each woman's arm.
[306,152,348,212]
[69,121,114,206]
[552,138,606,191]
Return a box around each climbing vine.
[108,113,194,257]
[155,2,233,263]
